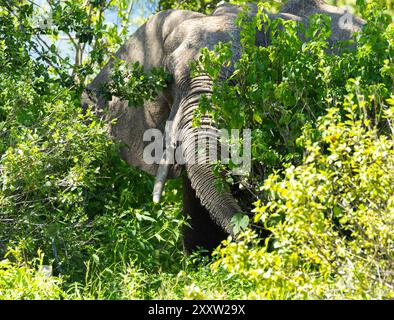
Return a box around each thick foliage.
[0,248,64,299]
[104,60,169,107]
[188,0,394,299]
[193,1,393,184]
[211,102,394,299]
[0,0,184,291]
[0,60,184,277]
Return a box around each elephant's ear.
[107,94,182,178]
[82,10,198,179]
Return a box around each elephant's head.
[82,0,364,249]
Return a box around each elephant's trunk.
[174,75,242,236]
[186,163,241,236]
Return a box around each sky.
[33,0,158,62]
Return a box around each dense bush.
[0,248,64,299]
[188,0,394,299]
[211,101,394,299]
[193,0,393,183]
[0,0,184,295]
[0,0,393,299]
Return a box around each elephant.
[81,0,364,254]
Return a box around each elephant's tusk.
[153,120,174,203]
[153,161,170,203]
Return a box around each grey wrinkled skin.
[81,0,364,253]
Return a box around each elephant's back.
[280,0,365,45]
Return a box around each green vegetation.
[0,0,393,299]
[104,60,170,107]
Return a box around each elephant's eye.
[85,88,98,104]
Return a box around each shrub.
[188,0,394,299]
[0,57,184,284]
[0,5,184,283]
[0,248,64,299]
[212,98,394,299]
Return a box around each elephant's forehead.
[164,15,242,83]
[183,16,239,45]
[165,15,239,54]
